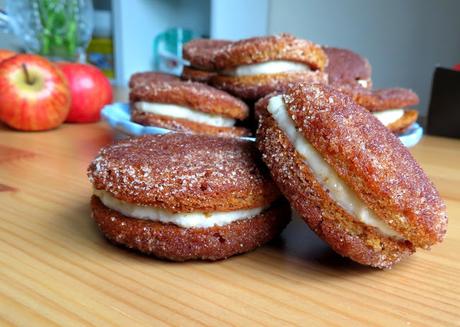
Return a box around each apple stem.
[22,63,35,85]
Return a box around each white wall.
[211,0,269,40]
[268,0,460,116]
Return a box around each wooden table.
[0,119,459,326]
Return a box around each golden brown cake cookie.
[183,39,232,71]
[210,34,328,101]
[214,34,327,71]
[129,80,250,137]
[323,47,372,89]
[92,196,290,261]
[335,85,420,133]
[256,84,447,268]
[211,71,328,101]
[88,134,290,261]
[129,71,180,89]
[131,109,251,138]
[181,66,217,83]
[386,109,418,134]
[254,92,280,124]
[348,87,420,112]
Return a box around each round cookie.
[254,92,280,124]
[210,34,328,101]
[181,66,217,83]
[129,71,180,89]
[129,80,251,137]
[211,70,328,101]
[91,196,290,261]
[183,39,232,71]
[336,86,420,133]
[88,134,290,261]
[214,34,327,71]
[323,47,372,89]
[130,110,250,138]
[256,84,447,268]
[385,109,418,134]
[348,87,420,112]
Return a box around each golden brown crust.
[130,80,249,120]
[336,85,420,111]
[131,108,251,138]
[323,47,372,89]
[210,71,328,101]
[386,109,419,134]
[129,72,180,89]
[181,66,216,83]
[183,39,232,70]
[214,34,328,71]
[88,134,280,212]
[256,116,415,268]
[283,84,447,248]
[91,196,291,261]
[254,92,280,124]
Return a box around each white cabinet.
[110,0,269,85]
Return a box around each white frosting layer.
[373,109,404,126]
[357,79,369,88]
[267,95,401,238]
[134,102,236,127]
[94,189,266,228]
[223,60,310,76]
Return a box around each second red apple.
[58,63,112,123]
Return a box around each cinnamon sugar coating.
[336,85,420,112]
[281,84,446,248]
[129,72,180,89]
[214,34,328,71]
[91,196,291,261]
[256,114,414,268]
[324,47,372,89]
[210,71,328,101]
[130,80,249,120]
[181,66,216,83]
[88,134,280,212]
[387,109,419,134]
[131,108,251,138]
[183,39,232,70]
[254,92,280,124]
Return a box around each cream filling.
[94,189,266,228]
[372,109,404,126]
[223,60,310,76]
[134,102,236,127]
[268,95,402,239]
[357,79,369,88]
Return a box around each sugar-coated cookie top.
[88,134,280,212]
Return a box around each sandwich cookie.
[345,87,420,134]
[256,83,447,268]
[130,80,250,137]
[129,71,180,89]
[88,134,290,261]
[182,39,232,83]
[211,34,328,101]
[324,47,372,89]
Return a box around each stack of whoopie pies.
[89,33,447,268]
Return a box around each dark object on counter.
[427,67,460,138]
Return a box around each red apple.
[453,64,460,72]
[57,62,112,123]
[0,49,16,62]
[0,54,71,131]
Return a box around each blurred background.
[0,0,459,119]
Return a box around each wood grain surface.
[0,103,459,326]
